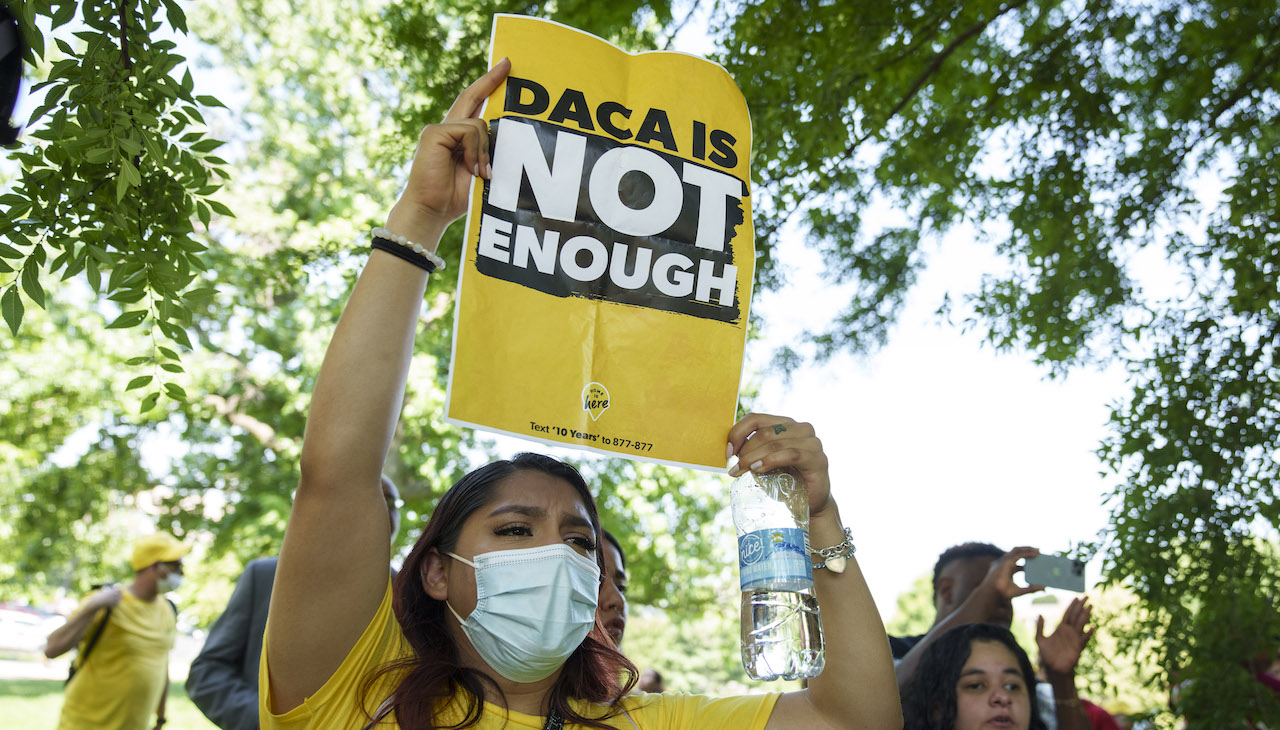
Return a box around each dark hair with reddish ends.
[901,623,1047,730]
[363,453,638,729]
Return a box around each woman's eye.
[494,524,532,536]
[567,535,597,551]
[1004,682,1024,692]
[963,682,985,692]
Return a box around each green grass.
[0,678,218,730]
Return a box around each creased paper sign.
[444,14,754,470]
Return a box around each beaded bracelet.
[371,227,446,273]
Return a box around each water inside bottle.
[740,589,825,681]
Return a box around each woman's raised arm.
[728,413,903,730]
[265,60,510,714]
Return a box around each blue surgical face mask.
[446,543,601,683]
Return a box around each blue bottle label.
[737,527,814,590]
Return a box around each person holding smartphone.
[889,542,1096,730]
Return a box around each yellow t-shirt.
[57,588,176,730]
[261,580,779,729]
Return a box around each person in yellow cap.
[45,532,190,730]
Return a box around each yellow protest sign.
[445,15,754,471]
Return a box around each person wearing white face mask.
[259,59,901,730]
[46,532,189,730]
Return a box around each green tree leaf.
[20,260,46,309]
[1,285,23,335]
[126,375,154,391]
[105,310,147,329]
[207,200,234,217]
[189,138,224,153]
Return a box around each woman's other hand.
[727,413,832,518]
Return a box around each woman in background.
[902,623,1048,730]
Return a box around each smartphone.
[1023,554,1086,592]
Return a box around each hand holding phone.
[1022,553,1086,592]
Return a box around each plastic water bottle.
[731,469,825,680]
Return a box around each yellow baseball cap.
[130,533,190,571]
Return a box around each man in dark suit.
[186,475,401,729]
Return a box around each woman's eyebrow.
[959,666,1021,678]
[486,505,593,531]
[488,504,545,519]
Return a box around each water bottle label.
[737,527,814,590]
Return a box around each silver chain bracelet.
[811,526,855,573]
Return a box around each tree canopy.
[3,0,1279,720]
[1,0,724,632]
[721,1,1279,725]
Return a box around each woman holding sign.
[260,60,900,730]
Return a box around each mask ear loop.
[447,552,477,568]
[445,601,467,624]
[443,552,478,624]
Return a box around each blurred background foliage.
[2,0,1279,722]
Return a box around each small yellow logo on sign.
[582,382,610,421]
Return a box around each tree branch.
[203,393,294,453]
[661,0,703,51]
[839,0,1035,160]
[118,0,131,71]
[869,6,964,79]
[1206,38,1280,132]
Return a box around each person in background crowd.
[902,622,1047,730]
[1079,699,1122,730]
[1100,700,1137,730]
[45,532,190,730]
[599,529,628,649]
[600,530,675,698]
[601,529,677,698]
[187,476,402,730]
[891,542,1095,730]
[638,668,666,693]
[1247,641,1280,730]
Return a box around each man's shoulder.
[888,633,926,659]
[244,556,279,577]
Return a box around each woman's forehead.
[485,470,593,518]
[963,640,1021,672]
